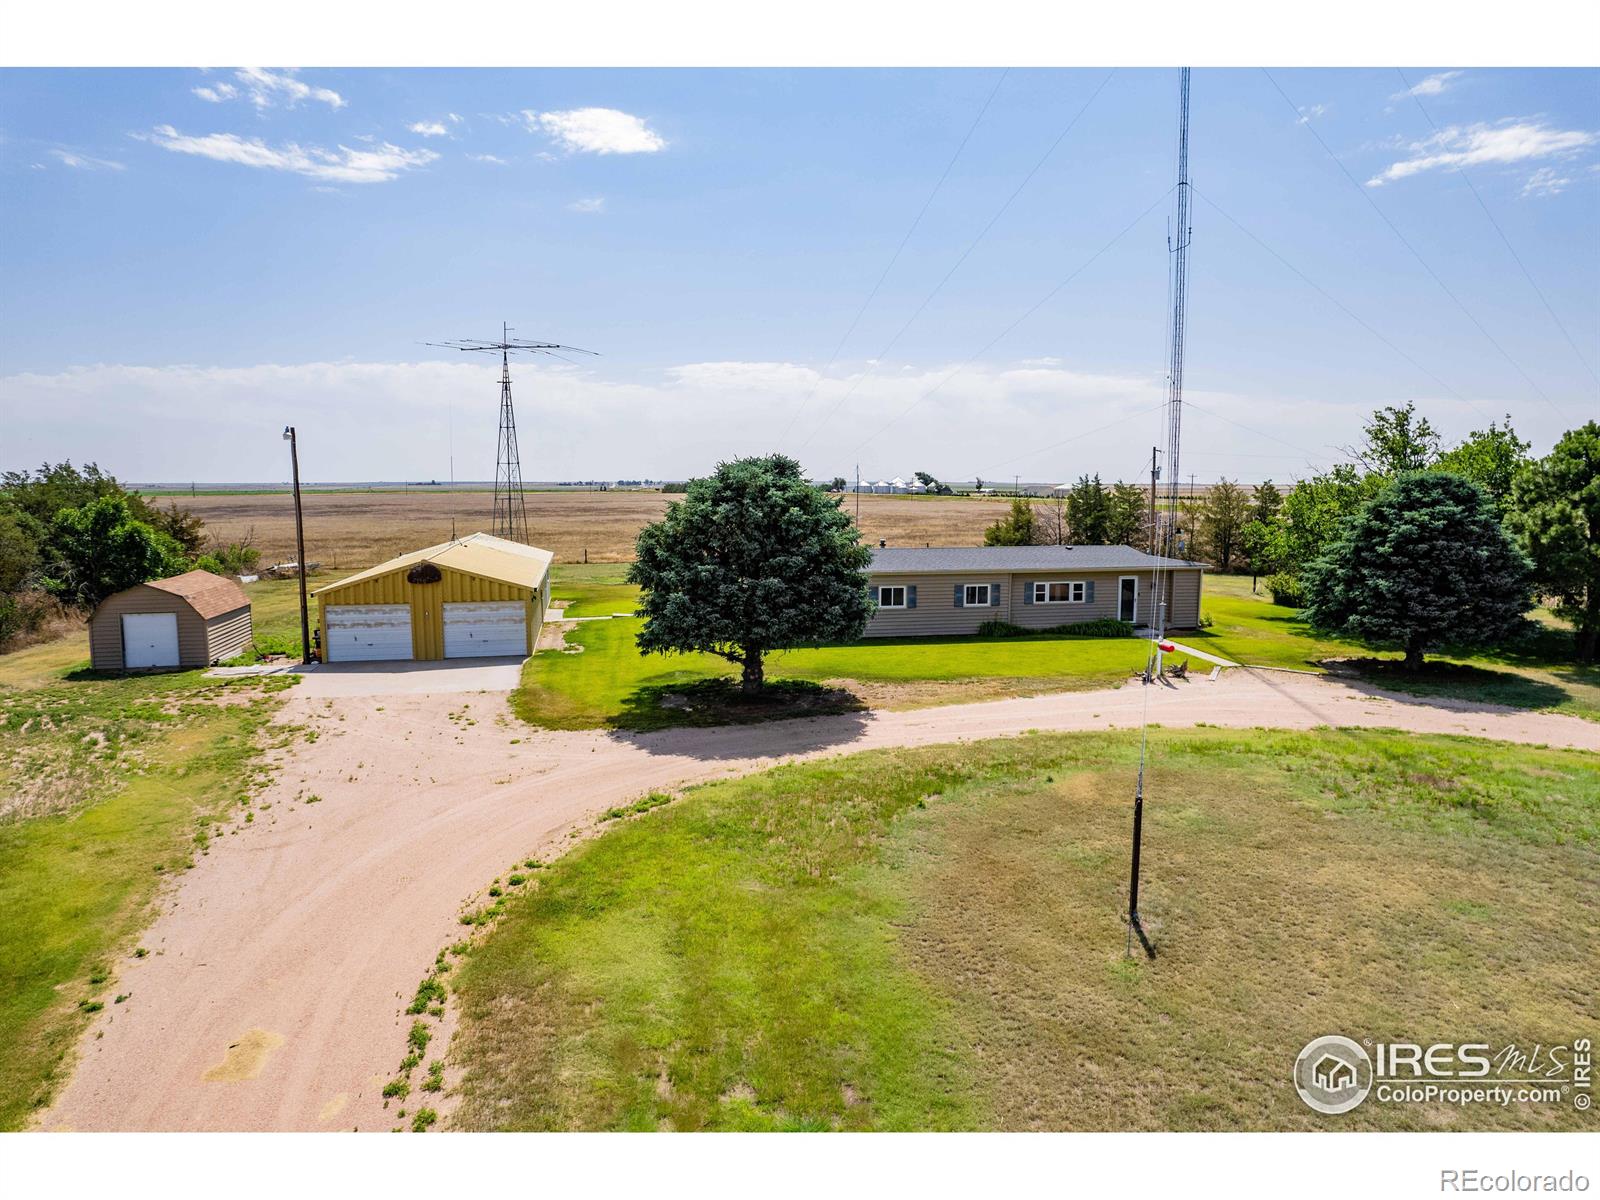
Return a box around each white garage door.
[325,604,414,662]
[122,612,180,668]
[444,602,528,658]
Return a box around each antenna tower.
[427,324,597,543]
[1127,66,1193,962]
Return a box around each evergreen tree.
[983,498,1037,546]
[1508,422,1600,662]
[630,454,873,693]
[1065,474,1111,543]
[1303,472,1532,669]
[1106,481,1146,547]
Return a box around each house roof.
[315,532,554,596]
[867,544,1207,574]
[143,569,250,619]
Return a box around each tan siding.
[862,565,1205,638]
[204,605,254,663]
[863,574,1008,638]
[1168,569,1202,629]
[88,584,220,669]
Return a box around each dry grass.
[172,489,1018,568]
[447,728,1598,1131]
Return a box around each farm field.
[165,488,1020,569]
[446,726,1600,1131]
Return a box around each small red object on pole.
[1157,640,1175,654]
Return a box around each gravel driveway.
[40,668,1598,1131]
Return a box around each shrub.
[975,618,1134,639]
[1265,573,1305,608]
[0,589,54,651]
[411,1107,438,1132]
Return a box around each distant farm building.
[313,532,552,663]
[862,545,1206,637]
[89,570,252,670]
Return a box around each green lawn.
[445,726,1599,1131]
[516,608,1149,730]
[1197,575,1600,721]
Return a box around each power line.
[776,70,1010,445]
[1262,69,1568,418]
[851,185,1174,457]
[1180,396,1327,474]
[795,69,1118,452]
[1191,185,1496,423]
[1395,67,1599,391]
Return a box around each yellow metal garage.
[314,532,553,663]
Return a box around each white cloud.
[408,121,450,137]
[192,68,345,110]
[467,153,509,165]
[566,196,606,213]
[7,357,1552,485]
[1393,70,1463,100]
[1367,119,1598,186]
[1521,166,1573,197]
[1296,103,1327,125]
[523,108,665,155]
[49,148,125,171]
[135,125,438,184]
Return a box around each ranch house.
[862,545,1205,638]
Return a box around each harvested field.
[169,489,1019,568]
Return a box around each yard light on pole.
[283,426,312,665]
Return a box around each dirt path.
[40,669,1598,1131]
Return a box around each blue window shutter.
[907,585,917,609]
[1022,580,1033,605]
[869,586,879,605]
[1086,580,1096,604]
[990,583,1001,607]
[954,585,964,608]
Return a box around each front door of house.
[1119,577,1137,623]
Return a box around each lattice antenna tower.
[427,324,597,543]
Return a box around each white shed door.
[444,602,528,658]
[122,612,180,668]
[325,604,414,662]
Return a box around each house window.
[1032,581,1086,604]
[963,584,991,607]
[878,585,907,609]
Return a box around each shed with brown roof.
[88,570,253,670]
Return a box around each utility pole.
[282,426,312,665]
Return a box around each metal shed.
[314,532,553,663]
[88,570,253,670]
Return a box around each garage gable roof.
[142,569,250,619]
[315,532,554,596]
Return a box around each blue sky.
[1,66,1596,485]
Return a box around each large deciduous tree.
[44,495,189,609]
[1348,400,1441,475]
[1435,416,1529,512]
[1302,472,1533,670]
[629,454,874,694]
[1508,422,1600,662]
